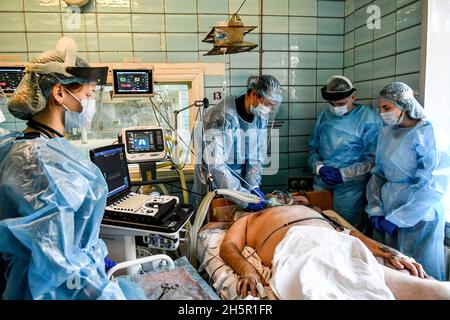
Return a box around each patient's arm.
[219,216,267,298]
[348,228,427,279]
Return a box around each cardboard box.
[305,190,333,210]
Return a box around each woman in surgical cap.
[0,37,126,299]
[366,82,450,280]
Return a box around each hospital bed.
[195,209,355,300]
[107,254,219,300]
[190,190,424,300]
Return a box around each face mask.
[380,111,403,126]
[250,103,271,119]
[63,89,96,130]
[328,103,348,116]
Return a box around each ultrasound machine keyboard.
[106,193,178,217]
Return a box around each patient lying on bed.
[219,204,450,300]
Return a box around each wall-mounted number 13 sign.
[213,91,222,101]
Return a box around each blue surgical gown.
[193,96,268,208]
[0,132,126,299]
[308,104,383,230]
[366,120,450,280]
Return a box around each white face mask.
[380,111,404,126]
[328,103,348,116]
[63,89,96,129]
[250,103,271,119]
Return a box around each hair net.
[8,37,93,120]
[379,82,425,120]
[321,75,356,101]
[248,75,284,105]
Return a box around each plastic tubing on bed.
[107,254,175,280]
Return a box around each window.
[67,82,194,167]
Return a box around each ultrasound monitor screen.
[0,67,25,94]
[93,146,129,198]
[113,69,153,95]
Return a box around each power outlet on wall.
[287,176,314,192]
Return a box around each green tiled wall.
[0,0,422,194]
[343,0,422,106]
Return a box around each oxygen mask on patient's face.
[265,191,311,207]
[265,191,293,206]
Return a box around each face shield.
[8,36,108,122]
[250,76,284,121]
[321,75,356,102]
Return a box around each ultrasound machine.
[90,68,194,273]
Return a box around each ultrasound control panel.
[106,194,177,217]
[103,194,194,234]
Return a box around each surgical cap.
[321,75,356,101]
[379,82,425,120]
[8,37,107,120]
[248,75,284,105]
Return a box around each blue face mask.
[62,89,96,130]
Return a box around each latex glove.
[319,166,343,186]
[382,219,397,236]
[104,257,117,272]
[370,216,385,233]
[250,187,268,202]
[246,201,266,212]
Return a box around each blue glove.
[104,257,117,272]
[319,166,343,186]
[245,201,266,212]
[382,219,397,236]
[370,216,385,233]
[250,187,268,202]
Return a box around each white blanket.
[270,226,395,300]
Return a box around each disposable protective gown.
[308,104,383,230]
[0,132,126,299]
[366,120,450,280]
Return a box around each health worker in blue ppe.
[193,75,284,211]
[0,37,126,299]
[366,82,450,281]
[308,75,383,231]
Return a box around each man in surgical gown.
[0,37,125,299]
[308,76,383,231]
[366,82,450,281]
[193,75,284,211]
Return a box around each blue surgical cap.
[379,82,426,120]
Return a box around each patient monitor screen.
[93,146,129,198]
[0,67,25,94]
[113,69,153,95]
[125,129,164,154]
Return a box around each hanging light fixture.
[202,0,258,56]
